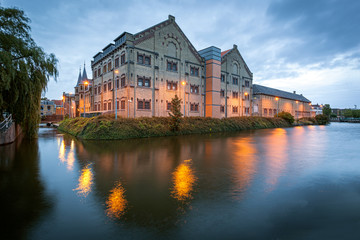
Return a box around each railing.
[0,114,13,132]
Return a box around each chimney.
[233,44,238,49]
[293,91,296,94]
[168,15,175,21]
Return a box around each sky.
[2,0,360,108]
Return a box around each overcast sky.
[2,0,360,108]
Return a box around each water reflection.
[74,163,94,197]
[58,138,75,171]
[171,159,197,202]
[105,181,128,219]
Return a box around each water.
[1,123,360,239]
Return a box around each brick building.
[252,84,311,119]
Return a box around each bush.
[276,111,295,124]
[315,114,330,125]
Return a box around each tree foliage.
[315,114,330,125]
[342,109,360,118]
[275,111,295,124]
[0,7,58,138]
[168,95,182,131]
[322,104,331,117]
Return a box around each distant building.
[52,100,64,115]
[62,92,76,118]
[40,100,56,116]
[252,84,311,119]
[310,104,323,117]
[74,65,92,117]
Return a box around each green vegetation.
[322,104,331,117]
[275,111,295,124]
[169,95,182,131]
[0,7,58,138]
[58,115,294,140]
[315,114,330,125]
[342,109,360,118]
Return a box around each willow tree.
[0,7,58,138]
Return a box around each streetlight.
[127,99,132,118]
[181,80,186,116]
[244,92,248,116]
[114,70,119,120]
[83,81,89,117]
[275,97,279,116]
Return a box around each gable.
[222,48,253,78]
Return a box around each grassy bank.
[58,115,294,140]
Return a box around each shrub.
[276,111,295,124]
[315,114,330,125]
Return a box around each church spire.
[82,62,88,81]
[76,66,82,85]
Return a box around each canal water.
[1,123,360,239]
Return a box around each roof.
[221,49,230,57]
[76,68,82,86]
[52,100,63,106]
[253,84,311,102]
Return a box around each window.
[94,87,97,95]
[80,86,83,91]
[220,89,225,97]
[94,105,97,111]
[144,78,151,87]
[269,109,273,115]
[76,88,78,93]
[116,78,119,88]
[245,107,250,114]
[108,102,111,110]
[41,105,44,110]
[108,82,111,90]
[138,100,151,110]
[167,61,177,72]
[264,108,268,115]
[117,100,119,110]
[137,54,144,64]
[167,102,171,111]
[145,56,151,66]
[104,83,107,92]
[233,106,238,113]
[190,66,199,76]
[221,74,225,82]
[244,94,250,100]
[274,109,277,115]
[232,77,238,85]
[121,76,126,87]
[104,103,107,110]
[80,94,83,99]
[98,86,101,94]
[94,71,97,78]
[98,68,101,76]
[121,100,125,110]
[98,103,101,111]
[108,62,112,71]
[167,81,177,90]
[233,91,239,98]
[245,80,250,87]
[220,105,225,113]
[103,65,107,73]
[233,63,238,74]
[115,57,119,68]
[138,77,150,87]
[190,85,199,94]
[138,77,143,87]
[47,106,51,110]
[190,103,199,112]
[121,54,125,64]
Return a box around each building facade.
[74,66,92,117]
[86,15,253,119]
[252,84,311,119]
[40,100,56,116]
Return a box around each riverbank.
[58,115,299,140]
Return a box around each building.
[85,15,253,119]
[52,100,64,115]
[62,92,76,118]
[252,84,311,119]
[310,104,323,117]
[74,66,92,117]
[40,100,56,116]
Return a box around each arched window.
[167,42,177,57]
[233,63,238,74]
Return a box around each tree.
[0,7,58,138]
[322,104,331,117]
[275,111,295,124]
[168,95,182,131]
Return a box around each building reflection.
[74,163,93,197]
[105,181,127,219]
[262,128,289,191]
[231,137,257,197]
[58,138,76,171]
[171,159,197,201]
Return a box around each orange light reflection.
[171,159,197,201]
[105,182,127,219]
[74,163,93,197]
